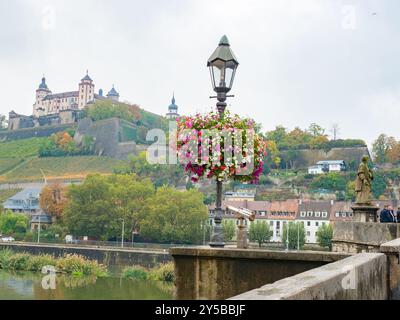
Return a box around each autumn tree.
[39,183,68,219]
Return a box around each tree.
[345,181,356,201]
[282,222,306,250]
[371,171,388,199]
[115,152,185,188]
[39,183,68,219]
[372,134,390,164]
[310,173,347,192]
[84,101,142,123]
[249,221,272,248]
[308,123,326,137]
[0,211,29,235]
[139,187,209,244]
[0,114,7,130]
[63,174,155,240]
[264,140,281,172]
[222,220,236,242]
[316,224,333,250]
[386,137,400,164]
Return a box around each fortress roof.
[42,91,79,101]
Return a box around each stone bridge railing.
[229,239,400,300]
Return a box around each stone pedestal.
[352,205,379,223]
[236,227,248,249]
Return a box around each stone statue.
[355,156,374,205]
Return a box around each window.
[307,222,311,227]
[349,212,353,217]
[322,212,328,218]
[307,211,313,217]
[335,212,340,218]
[260,211,266,217]
[300,211,306,217]
[270,221,274,227]
[315,222,319,227]
[307,231,311,236]
[342,212,346,218]
[315,212,321,218]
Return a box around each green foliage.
[0,138,47,158]
[115,152,185,188]
[64,174,155,240]
[282,222,306,250]
[140,187,208,244]
[122,266,148,280]
[310,173,347,192]
[3,156,124,183]
[0,211,29,235]
[148,263,175,282]
[122,263,175,282]
[249,221,272,247]
[39,131,94,157]
[222,220,236,242]
[266,125,365,152]
[371,171,388,199]
[316,224,333,249]
[26,254,57,272]
[0,250,107,276]
[55,254,107,277]
[0,158,24,175]
[84,101,142,123]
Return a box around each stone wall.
[332,222,400,253]
[0,124,75,141]
[230,253,388,300]
[0,243,171,268]
[74,117,142,159]
[170,247,350,300]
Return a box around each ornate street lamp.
[208,35,239,248]
[208,35,239,117]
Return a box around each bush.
[148,263,174,282]
[5,253,32,270]
[56,254,107,277]
[122,266,148,280]
[27,254,57,272]
[0,249,13,269]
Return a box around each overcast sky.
[1,0,400,147]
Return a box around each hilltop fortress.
[8,72,120,131]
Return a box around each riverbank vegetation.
[0,249,108,277]
[122,262,174,282]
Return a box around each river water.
[0,270,173,300]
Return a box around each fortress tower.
[78,71,95,108]
[33,77,52,117]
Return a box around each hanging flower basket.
[176,111,267,184]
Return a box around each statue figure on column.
[355,156,374,206]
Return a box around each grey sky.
[1,0,399,147]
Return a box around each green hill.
[0,156,125,183]
[0,137,47,158]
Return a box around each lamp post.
[208,35,239,248]
[119,218,125,248]
[37,215,41,244]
